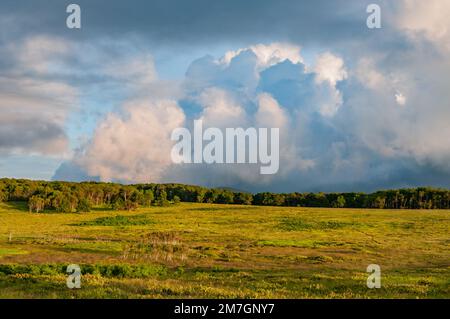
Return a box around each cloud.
[354,58,385,90]
[395,92,406,106]
[397,0,450,51]
[101,53,158,90]
[0,0,445,192]
[219,43,303,70]
[14,35,71,74]
[0,0,372,48]
[75,99,185,183]
[0,36,77,156]
[0,33,183,163]
[340,33,450,176]
[52,161,99,182]
[197,88,247,128]
[313,52,347,86]
[255,93,288,129]
[0,114,68,156]
[66,44,342,186]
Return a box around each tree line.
[0,178,449,213]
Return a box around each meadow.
[0,201,448,298]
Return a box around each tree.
[195,189,206,203]
[332,196,346,208]
[285,193,303,207]
[77,198,91,212]
[112,197,125,210]
[156,189,170,206]
[1,178,450,211]
[372,196,386,209]
[304,193,328,207]
[116,187,139,211]
[124,198,138,211]
[173,195,181,205]
[217,191,234,204]
[49,191,64,211]
[254,193,284,206]
[28,196,45,213]
[58,195,77,213]
[141,190,154,207]
[204,190,219,203]
[234,192,253,205]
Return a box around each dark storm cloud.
[0,116,68,155]
[0,0,376,46]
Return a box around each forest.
[0,178,449,213]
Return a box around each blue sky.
[1,0,450,192]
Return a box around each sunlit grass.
[0,201,448,298]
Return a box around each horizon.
[1,177,449,196]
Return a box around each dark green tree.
[77,198,91,212]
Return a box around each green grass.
[0,248,27,257]
[0,201,448,298]
[0,263,167,278]
[257,239,346,248]
[76,214,153,226]
[278,217,358,231]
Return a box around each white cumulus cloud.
[219,42,303,70]
[313,52,347,86]
[77,99,185,183]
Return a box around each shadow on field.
[51,246,120,255]
[187,207,255,212]
[1,201,28,211]
[90,206,115,212]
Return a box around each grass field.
[0,201,448,298]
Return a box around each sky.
[1,0,450,193]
